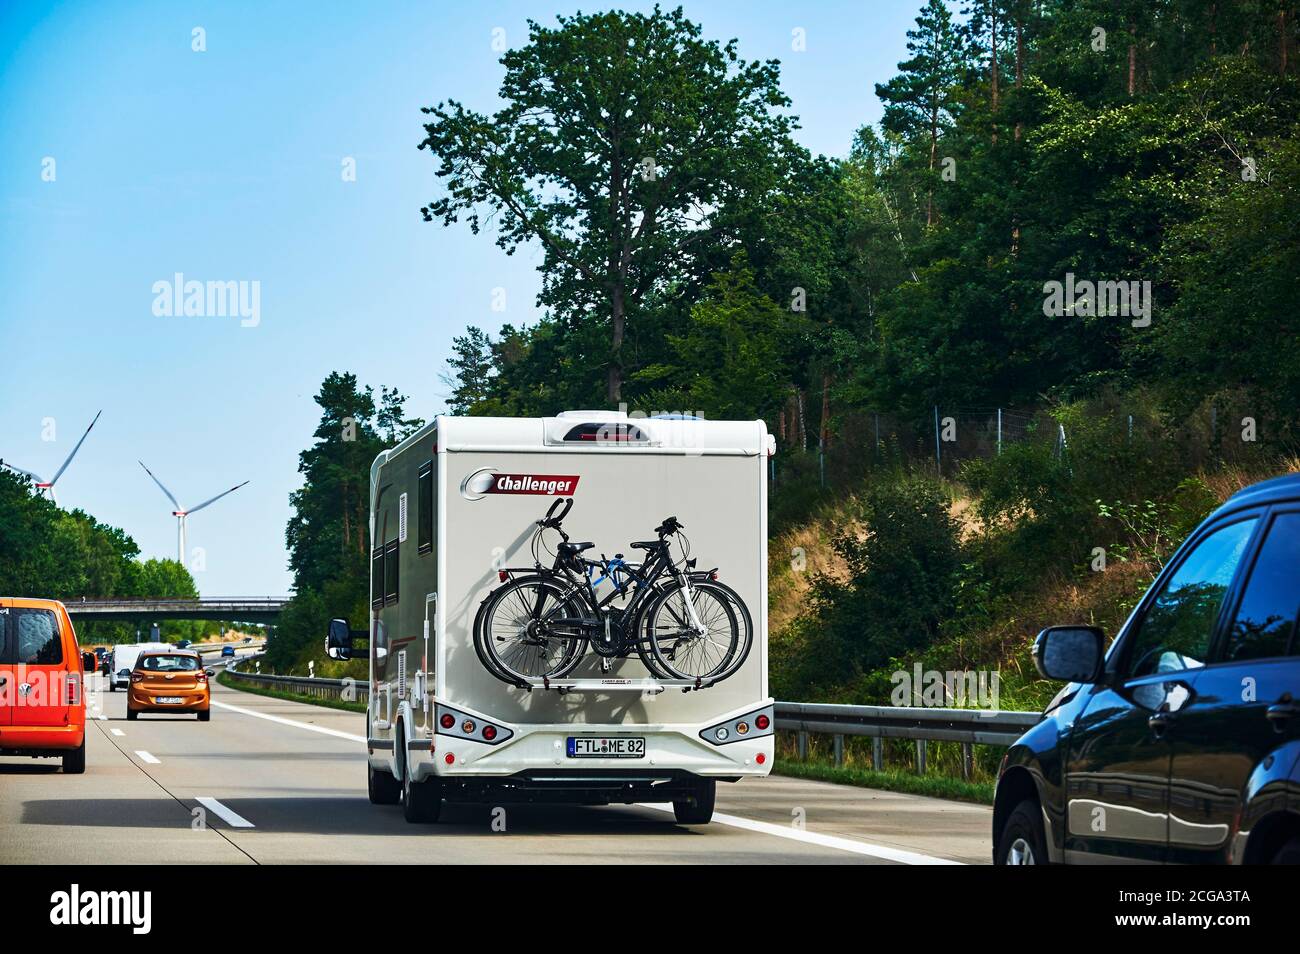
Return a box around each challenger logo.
[461,468,580,500]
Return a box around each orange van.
[0,597,95,773]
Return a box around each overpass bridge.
[63,597,289,623]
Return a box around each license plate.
[154,696,184,704]
[567,737,645,759]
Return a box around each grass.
[216,671,367,714]
[775,758,995,805]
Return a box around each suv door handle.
[1148,706,1177,736]
[1266,700,1299,732]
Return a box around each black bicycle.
[473,500,752,686]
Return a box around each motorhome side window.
[371,549,384,608]
[418,461,433,554]
[384,540,399,603]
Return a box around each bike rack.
[511,675,719,695]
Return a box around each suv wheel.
[673,778,716,825]
[63,738,86,775]
[1271,836,1300,864]
[997,799,1047,865]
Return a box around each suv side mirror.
[1033,626,1105,683]
[82,652,96,673]
[326,618,353,660]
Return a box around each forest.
[265,2,1297,726]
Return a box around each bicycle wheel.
[645,579,751,681]
[477,576,588,682]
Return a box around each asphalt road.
[0,652,992,865]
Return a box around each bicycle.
[472,500,752,687]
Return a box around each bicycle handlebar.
[538,497,574,528]
[655,516,683,536]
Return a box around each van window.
[1223,512,1300,661]
[418,462,433,554]
[8,609,63,665]
[1124,518,1257,677]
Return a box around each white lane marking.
[196,796,255,829]
[135,750,161,764]
[211,700,365,743]
[635,803,965,865]
[110,729,124,737]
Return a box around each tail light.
[440,713,455,729]
[66,673,80,706]
[196,669,207,682]
[131,673,144,684]
[461,719,476,734]
[755,714,770,730]
[710,571,719,581]
[444,752,455,765]
[482,725,497,741]
[756,752,766,765]
[498,570,509,582]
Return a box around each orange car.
[127,651,211,721]
[0,597,96,773]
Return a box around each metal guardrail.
[774,701,1041,777]
[218,664,1040,778]
[223,659,369,704]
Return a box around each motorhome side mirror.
[326,618,353,660]
[82,652,96,673]
[1033,626,1104,683]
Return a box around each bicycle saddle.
[557,541,595,554]
[629,540,662,551]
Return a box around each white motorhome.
[327,411,775,825]
[108,641,174,690]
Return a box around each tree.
[442,327,496,415]
[875,0,966,225]
[419,6,798,402]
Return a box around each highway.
[0,649,992,865]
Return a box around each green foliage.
[420,5,799,403]
[774,475,962,697]
[0,469,201,643]
[273,372,419,676]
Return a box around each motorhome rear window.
[562,422,648,443]
[3,608,63,665]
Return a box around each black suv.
[994,473,1300,864]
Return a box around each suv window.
[5,608,64,665]
[1124,518,1257,678]
[1222,512,1300,662]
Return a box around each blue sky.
[0,0,920,595]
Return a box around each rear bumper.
[0,722,85,756]
[403,699,775,794]
[128,687,210,711]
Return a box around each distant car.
[175,640,191,650]
[242,636,252,643]
[128,651,210,721]
[0,597,95,773]
[221,645,236,658]
[994,473,1300,865]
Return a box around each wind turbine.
[138,460,249,565]
[0,410,103,505]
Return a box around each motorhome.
[327,411,775,825]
